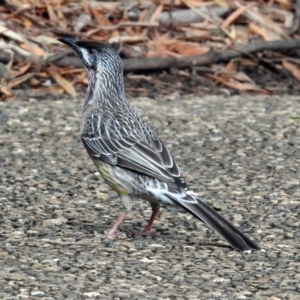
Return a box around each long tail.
[168,190,262,251]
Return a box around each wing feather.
[81,112,185,187]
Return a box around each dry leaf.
[0,86,12,97]
[20,43,45,56]
[10,63,32,77]
[235,2,286,38]
[23,18,32,28]
[56,2,66,29]
[149,4,163,23]
[90,8,112,26]
[108,36,147,44]
[29,77,40,87]
[227,72,255,84]
[7,73,35,89]
[208,74,263,91]
[138,9,149,22]
[7,44,30,57]
[60,68,86,75]
[282,60,300,80]
[169,42,209,56]
[0,21,24,42]
[183,26,217,41]
[48,67,77,97]
[74,13,92,32]
[91,2,120,10]
[45,1,58,23]
[152,0,181,5]
[222,3,256,28]
[275,0,291,10]
[223,60,235,73]
[75,71,88,84]
[33,35,61,45]
[1,0,297,97]
[214,0,230,8]
[82,0,90,14]
[248,22,272,41]
[44,86,65,94]
[148,32,176,56]
[234,25,253,43]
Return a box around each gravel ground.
[0,94,300,300]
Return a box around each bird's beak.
[58,37,92,70]
[58,37,80,53]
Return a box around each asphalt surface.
[0,94,299,300]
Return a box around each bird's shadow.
[66,219,234,250]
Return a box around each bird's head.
[58,38,125,103]
[58,38,123,80]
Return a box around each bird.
[58,37,262,251]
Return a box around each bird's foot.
[103,230,127,239]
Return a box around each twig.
[267,57,300,65]
[50,39,300,72]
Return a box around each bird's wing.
[81,112,186,186]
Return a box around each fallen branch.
[50,39,300,72]
[156,7,229,24]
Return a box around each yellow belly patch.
[95,161,128,195]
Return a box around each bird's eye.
[89,48,96,55]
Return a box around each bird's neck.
[83,72,125,110]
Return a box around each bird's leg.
[131,203,160,236]
[105,212,129,237]
[143,202,160,233]
[105,194,132,237]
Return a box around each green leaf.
[289,116,300,120]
